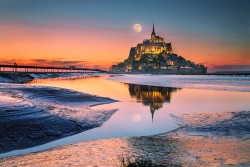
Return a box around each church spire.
[152,22,156,36]
[150,104,155,123]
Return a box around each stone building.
[111,23,207,74]
[131,23,173,60]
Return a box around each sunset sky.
[0,0,249,72]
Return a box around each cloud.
[26,59,113,70]
[30,59,95,68]
[0,58,116,70]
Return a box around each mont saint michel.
[111,23,207,74]
[1,0,249,166]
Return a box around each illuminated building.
[131,23,172,60]
[110,23,207,74]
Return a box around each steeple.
[150,104,155,123]
[151,22,156,36]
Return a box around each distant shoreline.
[109,71,250,76]
[0,72,249,84]
[0,72,100,83]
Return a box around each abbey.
[111,23,207,74]
[132,23,173,60]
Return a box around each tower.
[150,104,155,123]
[151,22,156,39]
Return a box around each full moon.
[133,24,142,32]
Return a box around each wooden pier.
[0,63,106,73]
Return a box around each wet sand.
[1,111,249,166]
[0,84,117,153]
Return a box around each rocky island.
[111,23,207,74]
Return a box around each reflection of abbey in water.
[127,84,179,121]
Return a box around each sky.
[0,0,249,72]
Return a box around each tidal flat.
[0,83,117,154]
[1,111,249,166]
[0,74,249,166]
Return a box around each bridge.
[0,63,107,73]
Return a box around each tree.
[128,54,135,62]
[139,54,148,63]
[118,62,124,68]
[156,53,165,62]
[151,57,157,63]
